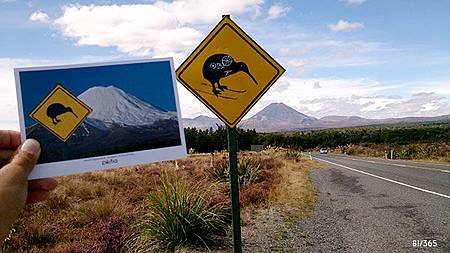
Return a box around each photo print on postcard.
[15,58,186,179]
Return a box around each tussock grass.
[237,158,261,185]
[131,170,229,251]
[4,151,288,252]
[284,149,302,160]
[76,196,120,225]
[208,157,263,185]
[45,194,71,210]
[207,159,229,183]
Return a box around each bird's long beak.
[71,111,78,118]
[245,70,258,85]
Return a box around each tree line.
[184,123,450,152]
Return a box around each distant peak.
[261,102,301,113]
[194,115,216,120]
[105,85,122,90]
[85,85,121,91]
[267,102,289,107]
[77,85,174,126]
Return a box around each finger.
[26,190,50,204]
[2,139,40,179]
[0,130,21,149]
[28,178,58,191]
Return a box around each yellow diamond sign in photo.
[177,16,285,128]
[30,84,92,142]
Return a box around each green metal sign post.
[227,126,242,253]
[176,14,284,253]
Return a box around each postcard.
[15,58,187,179]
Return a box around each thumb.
[3,139,41,180]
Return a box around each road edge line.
[313,156,450,200]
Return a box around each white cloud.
[52,2,264,57]
[328,20,364,32]
[339,0,366,5]
[292,93,450,119]
[54,4,202,57]
[267,3,290,20]
[268,77,395,101]
[29,10,50,23]
[288,59,307,67]
[412,81,450,96]
[244,76,398,118]
[269,27,386,75]
[177,84,215,119]
[313,81,321,89]
[154,0,264,24]
[420,102,440,112]
[242,76,450,119]
[0,58,39,130]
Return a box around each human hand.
[0,130,58,242]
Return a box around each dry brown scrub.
[333,143,450,163]
[2,150,294,252]
[239,149,319,252]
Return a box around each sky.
[1,0,449,130]
[18,61,177,126]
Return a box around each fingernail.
[21,139,41,156]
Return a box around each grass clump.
[136,171,229,251]
[237,158,261,185]
[76,196,119,225]
[284,149,302,160]
[208,158,262,185]
[208,159,230,183]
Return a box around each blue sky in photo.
[19,61,177,126]
[0,0,449,129]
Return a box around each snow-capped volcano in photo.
[78,85,176,127]
[27,85,181,163]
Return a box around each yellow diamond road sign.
[176,16,285,128]
[30,84,92,142]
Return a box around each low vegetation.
[2,150,287,252]
[239,149,319,252]
[186,123,450,162]
[127,171,229,251]
[333,142,450,162]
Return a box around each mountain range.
[27,86,181,163]
[183,102,450,132]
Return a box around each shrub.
[93,217,128,252]
[137,171,229,250]
[284,149,301,160]
[208,158,262,185]
[207,159,230,183]
[237,158,261,185]
[5,223,58,251]
[240,182,270,206]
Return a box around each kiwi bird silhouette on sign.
[203,54,258,96]
[46,103,78,125]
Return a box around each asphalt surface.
[296,154,450,253]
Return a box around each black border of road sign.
[177,16,286,128]
[29,84,92,142]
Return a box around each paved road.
[296,154,450,253]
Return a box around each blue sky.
[18,61,177,126]
[1,0,449,129]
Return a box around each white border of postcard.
[15,58,187,179]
